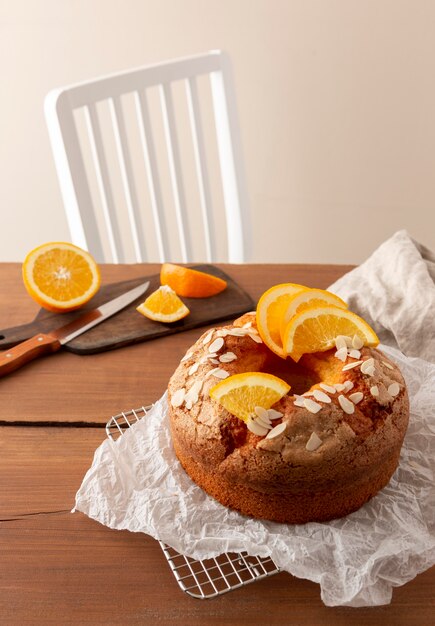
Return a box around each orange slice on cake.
[282,304,379,362]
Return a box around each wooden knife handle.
[0,333,61,378]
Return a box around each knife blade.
[0,280,150,378]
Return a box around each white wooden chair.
[44,50,250,264]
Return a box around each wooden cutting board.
[0,265,255,355]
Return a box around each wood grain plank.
[0,512,433,625]
[0,426,105,518]
[0,263,353,424]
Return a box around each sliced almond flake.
[334,383,346,392]
[335,347,348,362]
[349,391,364,404]
[352,334,364,349]
[305,431,322,451]
[303,391,314,397]
[227,328,249,337]
[344,336,353,348]
[188,362,200,375]
[209,359,219,364]
[185,398,193,410]
[171,388,186,407]
[348,349,361,360]
[342,360,363,371]
[180,351,193,363]
[206,352,217,359]
[360,358,375,374]
[254,406,270,421]
[255,416,272,429]
[388,382,400,396]
[202,330,214,345]
[219,352,237,363]
[266,422,287,439]
[319,383,336,394]
[370,385,379,397]
[247,418,268,436]
[186,379,203,398]
[304,398,322,414]
[242,321,253,329]
[212,369,230,379]
[267,408,284,420]
[248,333,263,344]
[334,335,348,351]
[216,329,229,338]
[205,367,220,379]
[209,337,224,353]
[293,396,306,408]
[313,389,331,403]
[343,380,354,392]
[338,394,355,414]
[382,361,394,370]
[199,355,209,364]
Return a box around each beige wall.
[1,0,435,264]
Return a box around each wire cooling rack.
[106,406,280,599]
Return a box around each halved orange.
[22,241,100,313]
[256,283,307,358]
[209,372,290,423]
[282,304,379,362]
[136,285,190,323]
[279,288,348,341]
[160,263,227,298]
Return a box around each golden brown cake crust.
[168,313,410,524]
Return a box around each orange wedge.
[279,288,348,341]
[282,304,379,362]
[160,263,227,298]
[22,241,100,313]
[209,372,290,423]
[256,283,307,358]
[136,285,190,323]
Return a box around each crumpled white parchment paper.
[74,343,435,607]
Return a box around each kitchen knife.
[0,280,150,378]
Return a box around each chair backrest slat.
[45,51,250,263]
[186,76,215,263]
[135,90,169,263]
[84,103,123,263]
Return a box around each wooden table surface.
[0,262,433,625]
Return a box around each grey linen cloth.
[328,230,435,363]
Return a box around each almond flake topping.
[254,406,270,421]
[388,382,400,396]
[209,337,224,353]
[202,330,214,345]
[188,362,200,375]
[205,367,220,379]
[313,389,331,403]
[349,391,364,404]
[219,352,237,363]
[268,408,284,420]
[334,383,346,392]
[361,358,375,375]
[342,360,363,371]
[266,422,287,439]
[348,349,361,359]
[242,321,253,329]
[335,347,348,362]
[338,394,355,414]
[212,369,230,379]
[306,431,322,451]
[370,385,379,397]
[248,333,263,344]
[209,359,219,364]
[227,328,250,337]
[334,335,348,351]
[343,380,354,392]
[304,398,322,414]
[247,418,268,436]
[293,395,306,408]
[171,388,185,407]
[180,351,193,363]
[382,361,394,370]
[319,383,336,394]
[352,334,364,349]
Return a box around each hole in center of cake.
[262,352,320,396]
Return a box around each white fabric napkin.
[74,231,435,606]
